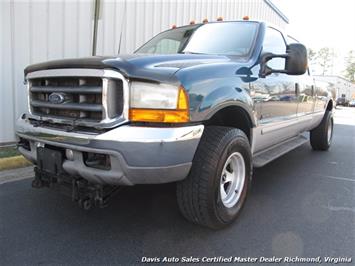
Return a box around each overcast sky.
[272,0,355,75]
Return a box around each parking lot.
[1,108,354,265]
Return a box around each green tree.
[344,50,355,82]
[316,47,335,75]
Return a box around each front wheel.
[176,126,252,229]
[310,111,333,151]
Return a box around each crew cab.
[16,20,333,229]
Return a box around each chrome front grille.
[27,69,128,128]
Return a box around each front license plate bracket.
[37,147,64,175]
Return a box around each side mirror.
[259,43,308,78]
[285,43,308,75]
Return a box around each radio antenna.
[117,0,127,54]
[92,0,101,56]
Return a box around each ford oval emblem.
[48,93,65,104]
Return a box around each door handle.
[295,83,300,96]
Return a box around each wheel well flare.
[206,106,252,142]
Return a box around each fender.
[326,98,334,111]
[201,100,256,127]
[175,61,257,126]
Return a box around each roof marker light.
[243,15,250,20]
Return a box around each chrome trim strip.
[261,119,299,135]
[16,117,204,144]
[102,77,110,121]
[31,100,102,111]
[251,112,325,154]
[26,81,31,116]
[30,86,102,94]
[261,115,313,135]
[97,125,204,143]
[312,110,324,115]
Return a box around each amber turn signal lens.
[129,86,189,123]
[129,109,189,123]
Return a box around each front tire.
[310,111,333,151]
[176,126,252,229]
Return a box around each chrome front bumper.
[16,117,204,185]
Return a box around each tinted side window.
[263,28,286,70]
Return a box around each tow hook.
[71,178,120,210]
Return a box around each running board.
[253,135,308,168]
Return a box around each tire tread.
[177,126,251,229]
[310,111,333,151]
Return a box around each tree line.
[308,48,355,82]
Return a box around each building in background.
[0,0,288,144]
[314,75,355,101]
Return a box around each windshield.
[135,22,259,56]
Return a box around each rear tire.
[176,126,252,229]
[310,111,333,151]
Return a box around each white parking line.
[322,204,355,213]
[311,173,355,183]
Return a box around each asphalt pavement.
[1,108,354,265]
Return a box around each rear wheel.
[176,126,252,229]
[310,111,333,151]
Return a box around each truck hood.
[24,54,231,83]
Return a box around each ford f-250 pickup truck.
[16,20,333,229]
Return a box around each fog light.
[66,149,74,161]
[83,152,111,170]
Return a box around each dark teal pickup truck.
[16,20,333,229]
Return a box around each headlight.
[129,81,189,123]
[130,82,179,109]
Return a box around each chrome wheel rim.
[220,152,246,208]
[327,120,333,144]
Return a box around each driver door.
[250,27,298,152]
